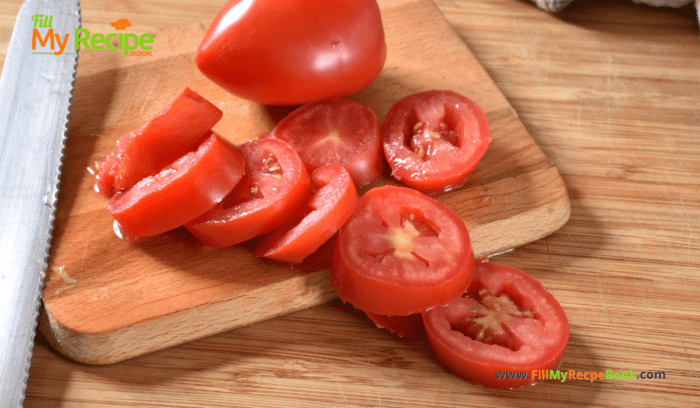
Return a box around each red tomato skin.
[270,97,383,187]
[97,87,223,196]
[382,90,491,194]
[331,185,475,316]
[364,311,424,338]
[195,0,386,106]
[108,133,245,239]
[185,138,312,248]
[332,238,475,316]
[255,164,358,264]
[421,259,569,389]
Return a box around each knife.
[0,0,80,405]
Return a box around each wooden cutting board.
[39,0,570,365]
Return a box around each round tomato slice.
[331,185,475,316]
[270,97,383,187]
[255,164,357,264]
[364,311,424,338]
[108,133,245,239]
[97,87,223,197]
[185,138,311,248]
[421,259,569,389]
[196,0,386,106]
[382,90,491,194]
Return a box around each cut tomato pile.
[95,79,566,388]
[96,87,223,197]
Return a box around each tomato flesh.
[382,90,490,194]
[270,97,383,187]
[97,87,223,196]
[108,133,245,239]
[255,164,358,264]
[364,311,424,338]
[186,138,311,248]
[421,259,569,389]
[195,0,386,106]
[331,185,475,316]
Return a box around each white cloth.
[531,0,698,26]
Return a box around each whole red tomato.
[196,0,386,106]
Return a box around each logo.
[111,19,132,30]
[31,15,153,56]
[494,369,667,383]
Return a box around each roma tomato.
[421,259,569,389]
[196,0,386,106]
[270,97,383,187]
[186,138,311,248]
[382,90,491,194]
[364,311,424,338]
[108,133,245,239]
[255,164,357,264]
[331,185,475,316]
[97,87,223,196]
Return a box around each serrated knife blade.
[0,0,80,406]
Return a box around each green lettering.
[31,15,42,28]
[124,33,139,55]
[74,28,90,50]
[106,33,120,50]
[90,33,105,50]
[139,33,153,50]
[549,370,561,380]
[605,370,613,379]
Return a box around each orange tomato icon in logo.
[111,19,132,30]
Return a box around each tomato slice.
[364,311,424,338]
[97,87,223,196]
[108,133,245,239]
[185,138,311,248]
[382,90,491,194]
[331,185,475,316]
[255,164,357,264]
[269,97,383,187]
[421,259,569,389]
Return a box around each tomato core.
[451,289,535,351]
[382,90,491,194]
[421,260,569,389]
[409,121,459,160]
[332,185,475,316]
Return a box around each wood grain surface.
[35,0,569,365]
[0,0,698,406]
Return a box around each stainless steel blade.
[0,0,80,406]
